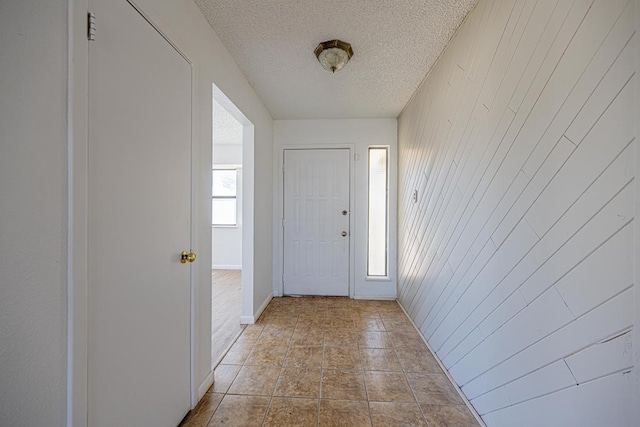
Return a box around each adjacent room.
[210,87,246,367]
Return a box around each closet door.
[88,1,192,425]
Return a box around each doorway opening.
[211,85,254,368]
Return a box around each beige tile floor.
[181,297,480,427]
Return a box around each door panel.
[88,1,191,425]
[283,149,350,296]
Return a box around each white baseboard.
[397,301,487,427]
[254,292,273,321]
[352,295,397,300]
[269,294,396,300]
[212,264,241,270]
[196,370,214,402]
[211,328,245,369]
[240,292,273,324]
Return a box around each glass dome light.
[314,40,354,73]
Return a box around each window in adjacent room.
[212,168,237,226]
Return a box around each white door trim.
[67,1,199,425]
[275,144,356,298]
[68,1,89,425]
[633,0,639,420]
[212,86,256,326]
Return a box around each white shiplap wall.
[397,0,636,425]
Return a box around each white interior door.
[88,1,192,425]
[283,149,350,296]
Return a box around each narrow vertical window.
[368,147,388,277]
[212,168,237,226]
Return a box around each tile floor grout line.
[317,314,326,427]
[359,308,374,426]
[392,302,430,426]
[260,303,291,426]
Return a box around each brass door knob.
[180,251,197,263]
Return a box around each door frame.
[67,1,198,425]
[633,0,639,420]
[211,85,256,326]
[276,145,356,298]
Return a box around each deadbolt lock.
[342,210,348,216]
[180,251,197,263]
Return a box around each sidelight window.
[367,147,388,277]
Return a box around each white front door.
[88,1,192,425]
[283,149,350,296]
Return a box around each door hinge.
[88,12,96,41]
[281,218,285,228]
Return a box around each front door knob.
[341,231,348,237]
[180,251,197,263]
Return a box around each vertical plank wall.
[396,0,636,425]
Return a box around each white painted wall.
[274,119,398,299]
[0,1,68,425]
[213,144,242,165]
[212,166,243,269]
[397,0,636,425]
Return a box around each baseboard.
[254,292,273,322]
[212,327,245,369]
[212,264,241,270]
[352,295,397,300]
[240,292,273,324]
[397,302,487,427]
[240,315,254,324]
[197,370,214,402]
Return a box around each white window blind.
[212,169,237,226]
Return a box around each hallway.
[181,297,479,426]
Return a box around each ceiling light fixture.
[314,39,354,73]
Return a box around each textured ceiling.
[213,98,243,145]
[195,0,478,119]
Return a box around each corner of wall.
[396,301,487,427]
[242,291,273,324]
[196,370,214,402]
